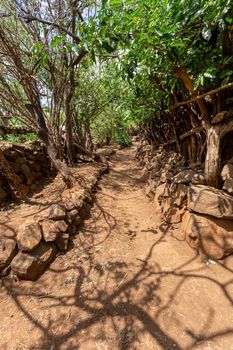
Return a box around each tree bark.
[25,103,74,187]
[204,116,233,188]
[176,67,209,121]
[204,124,221,188]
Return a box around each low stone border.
[0,164,108,280]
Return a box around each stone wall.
[0,165,107,280]
[137,140,233,260]
[0,141,52,204]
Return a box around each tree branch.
[171,82,233,110]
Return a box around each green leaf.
[201,27,212,41]
[102,41,115,53]
[31,43,43,56]
[50,35,65,48]
[203,72,214,78]
[91,49,96,63]
[170,40,186,48]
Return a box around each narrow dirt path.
[1,146,233,350]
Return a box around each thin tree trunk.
[204,124,221,188]
[25,103,74,187]
[64,64,76,164]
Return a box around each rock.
[49,204,66,220]
[163,198,186,223]
[191,173,206,185]
[88,175,97,185]
[221,164,233,181]
[11,242,57,280]
[154,183,169,211]
[0,238,17,274]
[223,179,233,194]
[40,220,68,242]
[17,221,42,251]
[15,157,25,166]
[188,184,233,219]
[67,209,81,226]
[173,184,187,207]
[56,233,69,251]
[160,171,173,183]
[0,188,8,202]
[181,211,233,259]
[145,180,158,197]
[0,265,11,277]
[173,169,195,184]
[20,163,31,177]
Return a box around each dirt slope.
[0,145,233,350]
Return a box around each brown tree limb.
[0,124,34,135]
[176,67,209,121]
[18,14,81,43]
[171,82,233,110]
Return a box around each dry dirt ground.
[0,145,233,350]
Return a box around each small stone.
[0,238,17,273]
[173,169,195,184]
[223,179,233,194]
[191,173,206,185]
[17,221,42,251]
[173,184,187,207]
[49,204,66,220]
[163,198,186,224]
[221,164,233,181]
[160,171,173,183]
[67,209,81,226]
[20,163,31,177]
[41,220,68,242]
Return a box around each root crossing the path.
[1,146,233,350]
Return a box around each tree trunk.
[204,117,233,188]
[204,124,221,188]
[64,81,76,165]
[25,103,74,187]
[85,123,94,152]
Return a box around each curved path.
[1,145,233,350]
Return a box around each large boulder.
[188,185,233,219]
[181,211,233,259]
[17,221,42,251]
[0,238,17,276]
[11,242,57,280]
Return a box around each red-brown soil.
[0,146,233,350]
